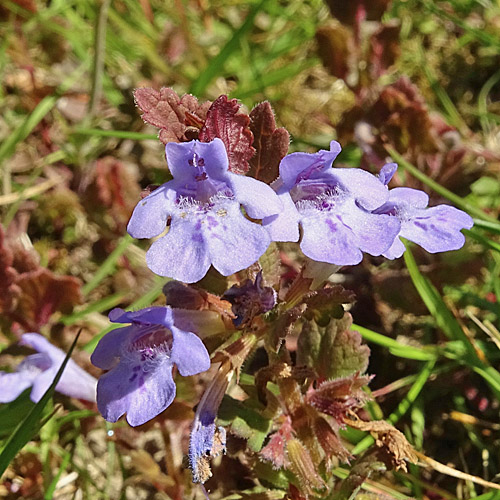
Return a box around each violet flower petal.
[324,168,390,211]
[262,191,301,242]
[96,358,176,426]
[90,325,133,370]
[21,333,97,403]
[380,187,429,210]
[278,141,341,190]
[300,211,364,265]
[127,184,177,239]
[146,216,211,283]
[378,162,398,186]
[401,205,473,254]
[93,306,210,426]
[340,200,401,256]
[204,200,271,276]
[170,326,211,376]
[0,371,38,403]
[166,138,229,181]
[382,236,406,260]
[227,173,282,219]
[108,306,173,325]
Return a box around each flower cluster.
[129,139,473,283]
[0,108,475,492]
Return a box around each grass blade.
[82,234,133,296]
[352,323,438,361]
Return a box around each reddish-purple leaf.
[84,156,141,231]
[316,24,354,81]
[325,0,391,25]
[368,22,401,79]
[15,269,82,330]
[199,95,254,175]
[0,224,82,331]
[307,374,372,425]
[248,102,289,184]
[260,416,293,469]
[134,87,211,144]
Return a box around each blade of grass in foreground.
[0,331,81,477]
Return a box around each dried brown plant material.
[248,101,289,184]
[344,418,418,472]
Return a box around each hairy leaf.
[260,417,293,469]
[0,226,82,331]
[218,395,272,452]
[302,285,356,326]
[199,95,255,174]
[248,102,289,183]
[134,87,211,143]
[286,439,325,495]
[297,314,370,380]
[314,416,351,466]
[306,374,372,424]
[84,156,141,231]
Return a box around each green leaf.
[0,331,81,477]
[218,395,272,452]
[297,315,370,379]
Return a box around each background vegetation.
[1,0,500,498]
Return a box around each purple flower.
[127,138,282,283]
[263,141,400,265]
[91,306,210,427]
[0,333,96,404]
[373,185,474,259]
